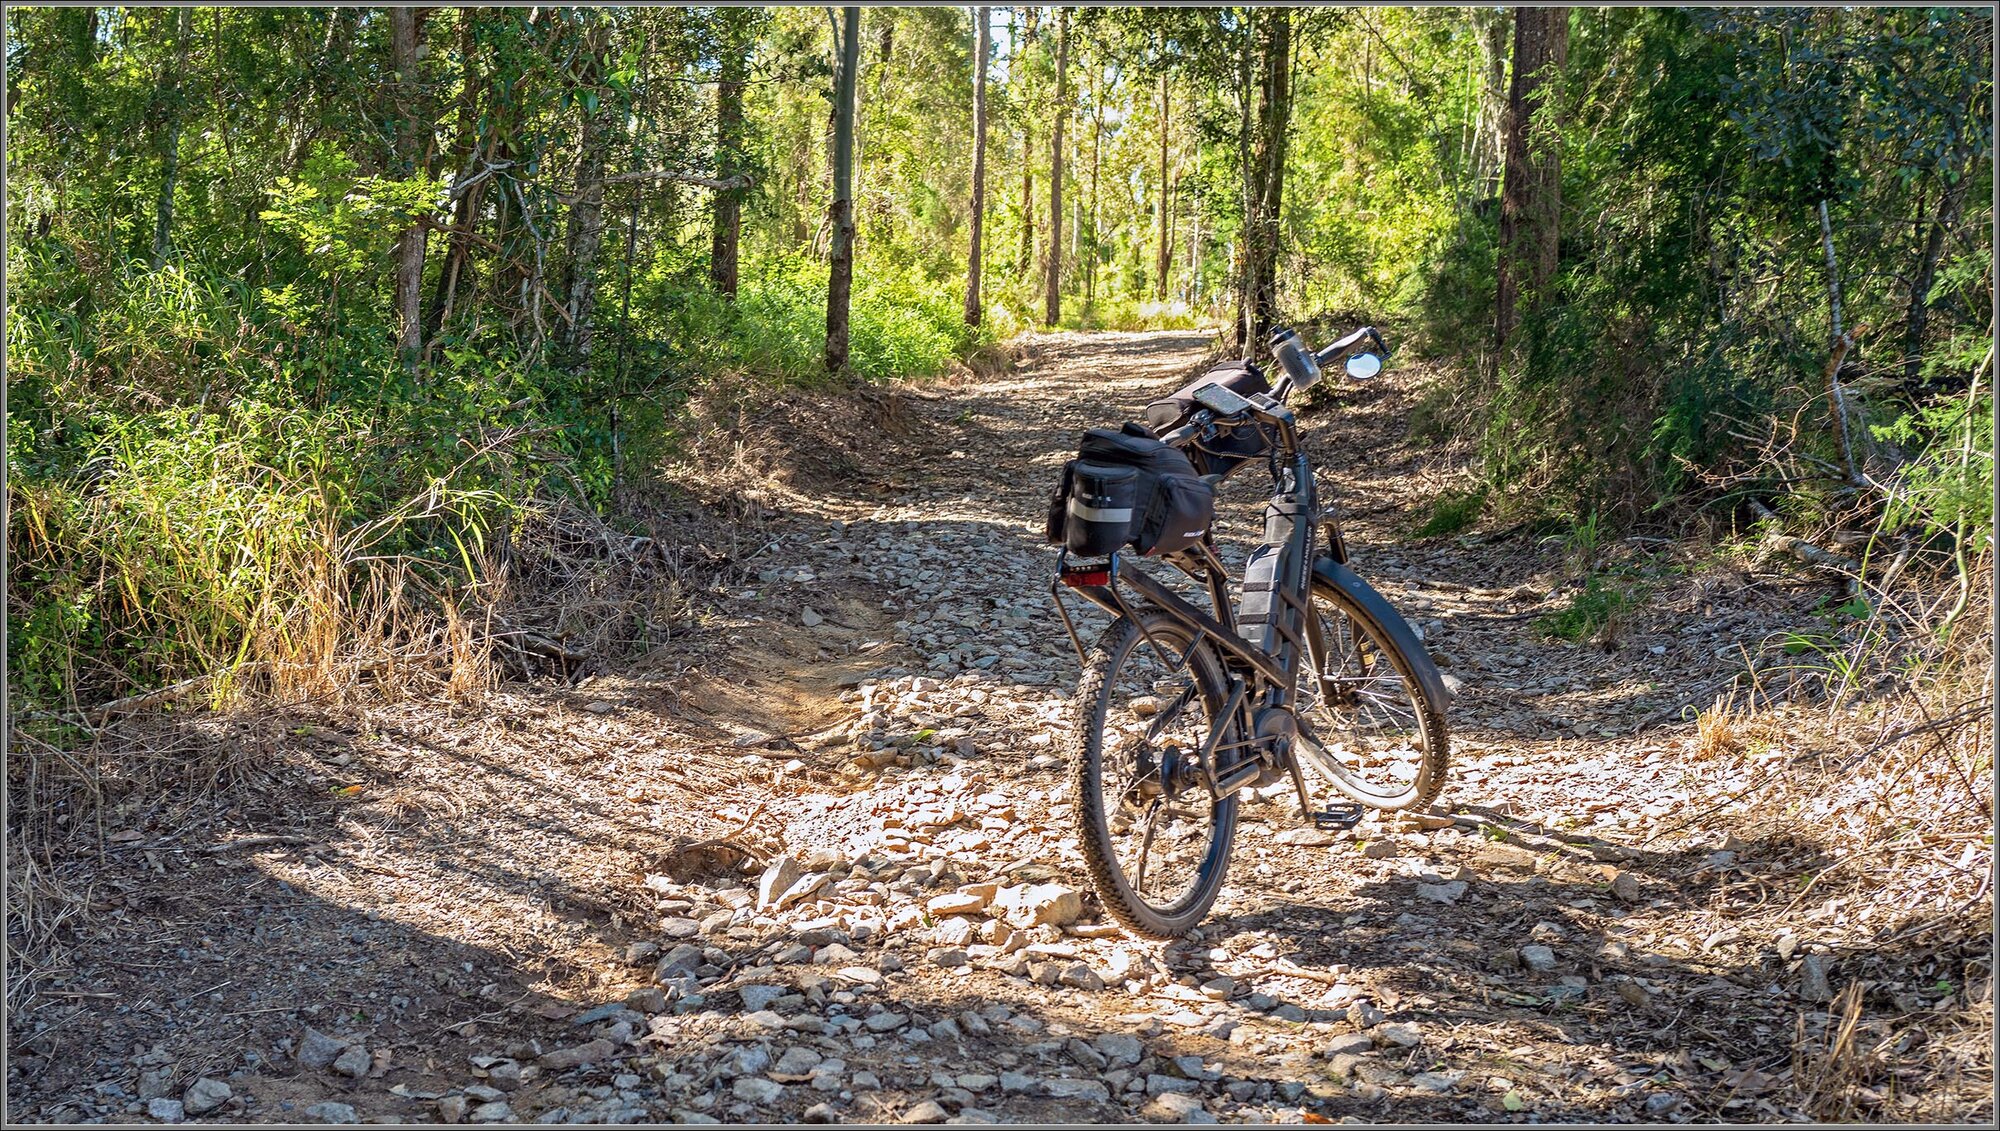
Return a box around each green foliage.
[4,3,1990,725]
[7,400,516,712]
[1537,576,1643,643]
[1398,5,1991,540]
[1414,488,1487,539]
[639,251,990,387]
[1873,389,1995,554]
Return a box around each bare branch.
[600,170,754,191]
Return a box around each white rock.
[926,892,988,917]
[1520,944,1559,973]
[1374,1022,1423,1048]
[733,1076,785,1104]
[181,1079,231,1116]
[759,857,804,909]
[1417,880,1468,904]
[993,883,1083,928]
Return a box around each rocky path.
[15,331,1986,1126]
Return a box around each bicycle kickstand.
[1284,750,1366,831]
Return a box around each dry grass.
[667,367,922,515]
[1681,562,1993,1122]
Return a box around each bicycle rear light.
[1061,567,1112,588]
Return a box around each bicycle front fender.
[1310,557,1454,709]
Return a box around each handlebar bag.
[1144,362,1275,478]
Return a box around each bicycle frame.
[1049,390,1350,809]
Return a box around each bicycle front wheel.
[1294,564,1451,811]
[1069,609,1238,939]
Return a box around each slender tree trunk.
[1019,120,1035,278]
[1087,60,1102,305]
[1188,211,1202,303]
[1043,8,1068,326]
[428,10,486,342]
[1474,7,1512,198]
[825,6,861,377]
[390,8,427,369]
[1494,6,1567,354]
[150,6,191,268]
[964,7,990,326]
[1904,154,1974,383]
[1016,8,1035,278]
[1156,73,1172,303]
[561,15,616,362]
[1241,8,1292,349]
[288,8,354,172]
[1234,15,1255,351]
[711,17,750,297]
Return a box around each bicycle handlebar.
[1312,326,1388,368]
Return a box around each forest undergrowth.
[5,10,1992,1117]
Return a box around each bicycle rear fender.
[1311,557,1454,709]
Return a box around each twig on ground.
[205,835,312,855]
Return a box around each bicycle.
[1046,325,1452,938]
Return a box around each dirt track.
[11,331,1989,1125]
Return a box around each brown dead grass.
[1683,566,1993,1123]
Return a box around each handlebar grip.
[1158,412,1210,447]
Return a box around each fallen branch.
[488,625,589,665]
[1747,499,1860,581]
[79,674,223,724]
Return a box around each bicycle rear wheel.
[1069,610,1238,938]
[1294,569,1450,811]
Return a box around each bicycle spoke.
[1130,801,1162,894]
[1294,600,1435,807]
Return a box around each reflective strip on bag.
[1067,499,1134,524]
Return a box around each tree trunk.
[428,10,487,342]
[1156,73,1171,303]
[710,16,750,298]
[1473,7,1512,198]
[1233,16,1255,351]
[1087,60,1102,305]
[288,8,354,171]
[390,7,427,369]
[1241,8,1292,350]
[1043,8,1068,326]
[1188,210,1202,303]
[1903,153,1974,384]
[825,6,861,377]
[1494,6,1567,354]
[150,6,191,269]
[964,7,990,326]
[1019,119,1035,279]
[561,14,616,363]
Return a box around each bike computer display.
[1192,382,1254,417]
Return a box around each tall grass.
[8,401,511,726]
[639,251,994,386]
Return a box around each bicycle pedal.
[1311,803,1366,831]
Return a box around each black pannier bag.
[1044,423,1216,558]
[1144,361,1275,478]
[1063,461,1140,556]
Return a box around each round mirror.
[1345,351,1383,380]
